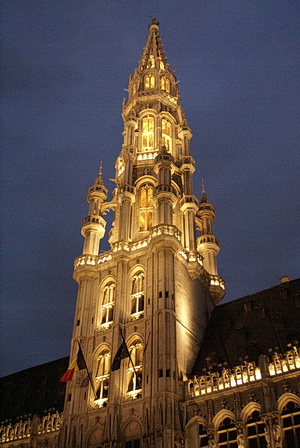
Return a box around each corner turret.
[81,164,108,255]
[196,181,225,303]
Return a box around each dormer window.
[145,75,155,89]
[161,77,170,93]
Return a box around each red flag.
[59,346,87,382]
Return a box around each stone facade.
[1,20,299,448]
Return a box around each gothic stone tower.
[61,19,225,448]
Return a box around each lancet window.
[130,271,145,318]
[94,349,110,405]
[161,77,170,93]
[217,417,238,447]
[127,338,143,398]
[281,401,300,448]
[144,74,155,89]
[161,118,172,152]
[141,116,154,151]
[139,184,153,232]
[246,410,267,448]
[100,281,115,327]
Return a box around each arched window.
[130,271,145,318]
[217,417,238,447]
[161,77,170,93]
[142,116,154,151]
[127,339,143,398]
[100,281,115,327]
[246,410,267,448]
[139,185,153,231]
[95,349,110,405]
[281,401,300,448]
[144,74,155,89]
[162,118,172,152]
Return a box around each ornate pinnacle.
[201,179,208,203]
[95,162,104,186]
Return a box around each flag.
[111,341,130,371]
[59,346,87,382]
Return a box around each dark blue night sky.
[1,1,299,376]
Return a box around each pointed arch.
[129,269,145,319]
[141,115,155,151]
[213,410,238,447]
[93,344,111,406]
[278,393,300,448]
[126,335,143,399]
[121,418,142,448]
[161,76,171,93]
[99,277,116,329]
[186,416,209,448]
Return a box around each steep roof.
[0,356,69,424]
[192,278,300,375]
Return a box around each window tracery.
[217,417,238,447]
[127,338,143,399]
[130,271,145,319]
[162,118,172,152]
[141,116,154,151]
[246,410,267,448]
[281,401,300,448]
[161,77,170,93]
[94,349,110,406]
[100,281,115,329]
[145,74,155,89]
[139,185,153,231]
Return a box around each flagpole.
[77,340,97,399]
[118,327,141,389]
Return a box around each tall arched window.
[130,271,145,318]
[246,410,267,448]
[127,339,143,398]
[142,116,154,151]
[281,401,300,447]
[217,417,238,447]
[95,349,110,405]
[144,74,155,89]
[139,185,153,231]
[162,118,172,152]
[100,281,115,328]
[161,77,170,93]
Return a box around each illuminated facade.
[1,20,300,448]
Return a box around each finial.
[149,17,159,28]
[95,162,103,185]
[201,179,208,203]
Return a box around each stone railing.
[269,346,300,376]
[188,362,262,397]
[150,224,181,242]
[0,411,62,444]
[137,151,158,161]
[74,253,112,269]
[209,274,225,290]
[188,347,300,398]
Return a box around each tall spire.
[138,18,169,73]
